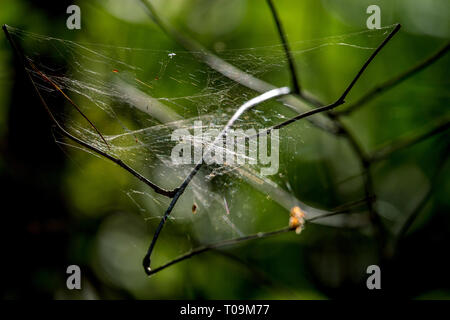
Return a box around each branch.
[143,87,291,274]
[146,228,291,276]
[369,118,450,162]
[266,0,301,94]
[2,24,177,198]
[27,61,110,148]
[263,6,400,254]
[145,205,363,276]
[263,1,398,248]
[339,24,402,103]
[257,24,401,135]
[334,42,450,116]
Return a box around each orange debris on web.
[289,206,306,234]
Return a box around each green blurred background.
[0,0,449,299]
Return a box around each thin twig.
[147,228,291,276]
[339,24,402,103]
[334,43,450,116]
[369,118,450,162]
[266,0,301,94]
[145,207,360,276]
[27,61,110,148]
[328,195,376,212]
[2,24,177,198]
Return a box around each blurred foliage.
[0,0,449,299]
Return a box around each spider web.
[7,25,397,263]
